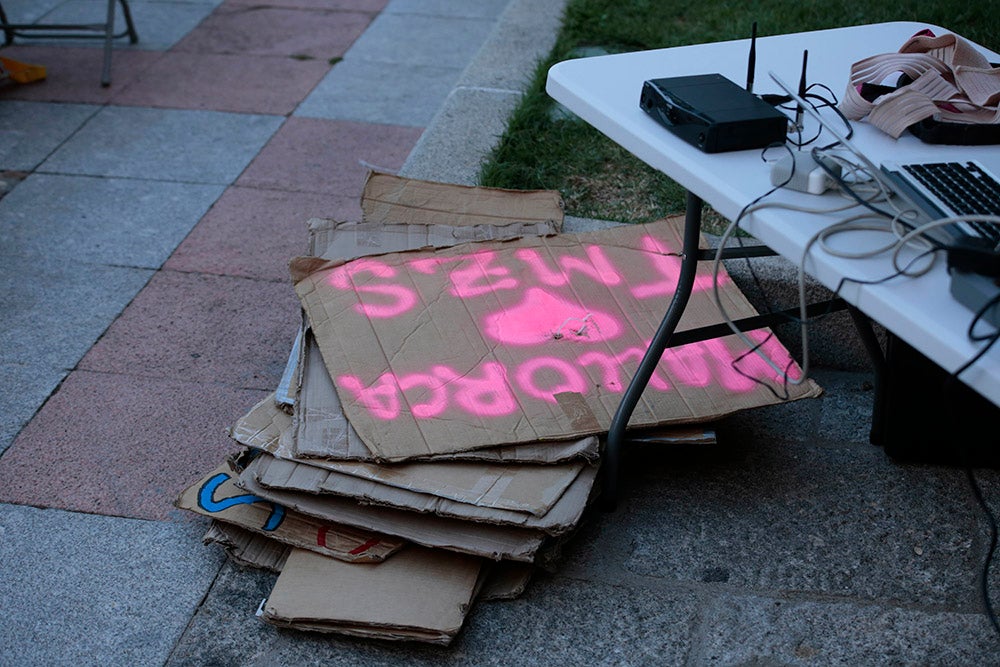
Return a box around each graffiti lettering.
[328,258,415,319]
[337,333,797,421]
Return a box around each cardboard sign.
[176,465,404,563]
[292,217,821,460]
[293,331,601,464]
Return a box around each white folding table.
[546,21,1000,503]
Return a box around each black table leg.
[602,190,704,510]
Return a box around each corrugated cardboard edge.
[479,561,534,601]
[237,462,546,562]
[252,454,599,536]
[177,464,405,563]
[292,330,601,464]
[206,521,534,602]
[204,521,289,572]
[261,545,483,646]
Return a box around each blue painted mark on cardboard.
[197,472,285,531]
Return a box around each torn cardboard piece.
[292,216,822,460]
[204,521,290,572]
[238,459,547,562]
[177,465,404,563]
[228,393,292,452]
[359,170,564,231]
[262,545,483,645]
[204,520,533,602]
[250,453,598,536]
[479,561,534,601]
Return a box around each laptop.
[769,71,1000,251]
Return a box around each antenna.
[794,49,808,130]
[746,21,757,93]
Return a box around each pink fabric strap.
[840,30,1000,138]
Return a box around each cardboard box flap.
[252,454,598,536]
[291,216,822,460]
[262,545,482,645]
[360,171,563,229]
[238,461,547,562]
[203,521,290,572]
[177,465,404,563]
[294,331,600,464]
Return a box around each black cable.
[966,464,1000,637]
[943,291,1000,638]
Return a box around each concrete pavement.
[1,0,998,664]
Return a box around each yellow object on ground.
[0,56,47,84]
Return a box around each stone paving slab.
[0,251,154,370]
[295,58,461,127]
[164,185,361,281]
[172,4,373,59]
[345,12,496,68]
[39,106,284,183]
[0,503,225,666]
[0,173,224,267]
[0,369,266,519]
[109,51,332,115]
[0,46,164,103]
[400,86,521,185]
[554,373,1000,611]
[0,363,66,455]
[456,0,565,92]
[0,100,98,171]
[38,0,224,51]
[0,0,63,23]
[78,269,302,388]
[164,557,702,666]
[235,117,421,195]
[696,592,999,664]
[383,0,511,19]
[224,0,386,8]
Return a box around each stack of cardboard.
[177,172,820,644]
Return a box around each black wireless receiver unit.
[638,23,788,153]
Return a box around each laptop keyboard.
[902,161,1000,242]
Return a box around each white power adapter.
[769,151,841,194]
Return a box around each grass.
[478,0,1000,225]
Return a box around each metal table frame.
[600,191,883,508]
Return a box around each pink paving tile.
[225,0,387,10]
[0,46,163,104]
[0,369,268,520]
[78,269,303,389]
[236,117,423,197]
[172,4,373,59]
[165,186,362,280]
[109,52,330,114]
